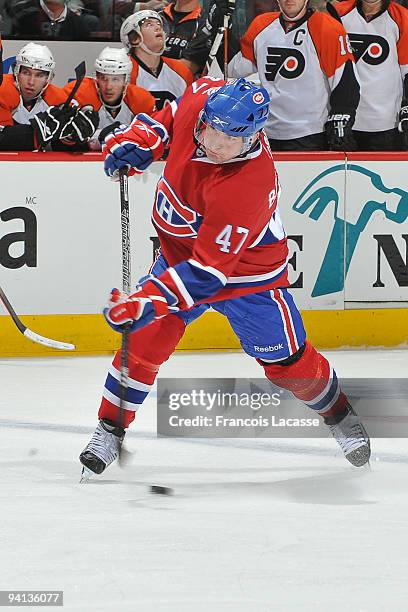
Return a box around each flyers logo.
[265,47,305,81]
[348,33,389,65]
[152,90,177,110]
[152,177,202,237]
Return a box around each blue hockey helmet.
[203,78,270,138]
[194,78,270,158]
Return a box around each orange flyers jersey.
[129,55,193,110]
[63,77,156,131]
[0,75,67,126]
[335,0,408,132]
[228,10,356,139]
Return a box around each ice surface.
[1,350,408,611]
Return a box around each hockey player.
[330,0,408,151]
[79,77,371,477]
[0,42,98,151]
[63,47,156,150]
[186,0,360,150]
[120,9,194,109]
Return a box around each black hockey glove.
[66,106,99,143]
[98,121,122,145]
[208,0,236,29]
[398,104,408,149]
[214,0,236,18]
[30,104,77,149]
[325,112,357,151]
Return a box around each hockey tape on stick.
[0,285,75,351]
[223,14,229,80]
[203,14,231,77]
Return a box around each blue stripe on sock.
[105,373,149,405]
[306,373,339,412]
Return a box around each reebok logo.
[254,343,284,352]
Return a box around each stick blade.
[75,60,86,81]
[24,329,76,351]
[64,61,87,108]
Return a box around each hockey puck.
[149,485,174,496]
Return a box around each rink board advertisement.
[0,152,407,355]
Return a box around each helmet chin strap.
[277,0,309,22]
[103,100,123,111]
[137,41,165,57]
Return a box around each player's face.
[278,0,308,19]
[17,67,49,101]
[96,73,127,105]
[139,18,165,53]
[203,124,245,163]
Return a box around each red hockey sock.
[258,341,348,418]
[99,314,185,427]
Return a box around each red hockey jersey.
[145,77,289,309]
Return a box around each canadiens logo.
[348,33,389,65]
[264,47,305,81]
[253,92,265,104]
[153,177,202,237]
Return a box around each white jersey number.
[339,35,353,56]
[215,225,249,254]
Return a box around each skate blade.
[118,444,133,467]
[79,467,93,483]
[346,445,371,468]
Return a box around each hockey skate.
[323,403,370,467]
[79,419,125,480]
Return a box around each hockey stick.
[203,13,231,76]
[116,171,172,494]
[0,285,75,351]
[64,60,86,108]
[223,14,229,80]
[118,167,131,465]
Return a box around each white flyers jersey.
[335,0,408,132]
[62,77,156,148]
[129,55,193,110]
[12,96,50,124]
[229,10,356,140]
[0,76,67,126]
